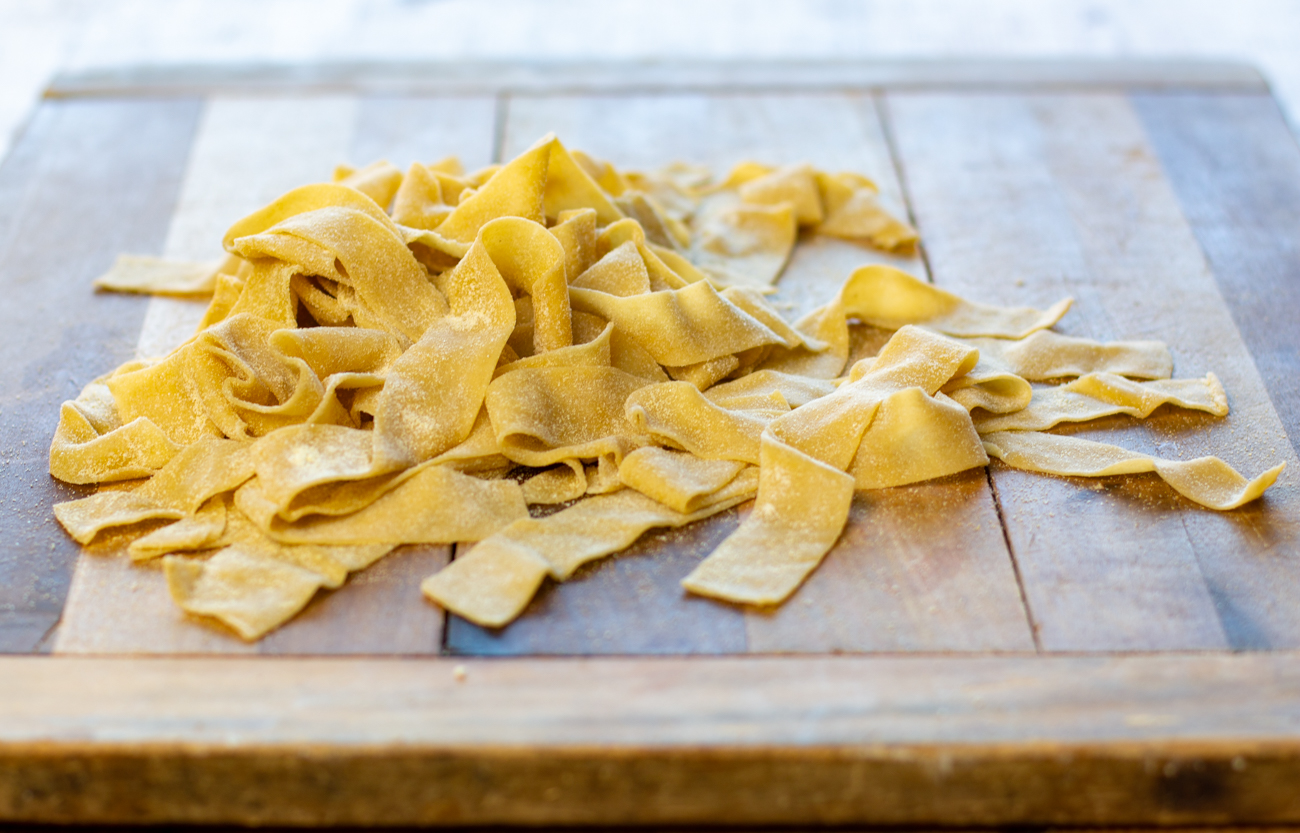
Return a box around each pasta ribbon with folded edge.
[52,132,1284,638]
[981,431,1285,511]
[683,326,984,606]
[974,373,1228,433]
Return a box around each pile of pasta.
[51,133,1285,639]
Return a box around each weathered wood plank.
[0,98,201,653]
[446,93,1029,655]
[4,652,1300,825]
[1029,95,1300,652]
[53,94,503,655]
[43,58,1269,99]
[889,93,1226,652]
[1130,93,1300,649]
[887,92,1300,651]
[1134,93,1300,462]
[52,96,362,654]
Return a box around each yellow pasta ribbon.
[93,254,233,296]
[684,326,983,605]
[974,373,1228,433]
[982,431,1285,511]
[423,470,758,627]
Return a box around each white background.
[3,0,1300,162]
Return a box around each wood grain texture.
[0,98,200,653]
[4,652,1300,825]
[886,92,1300,652]
[471,92,1029,655]
[1134,93,1300,462]
[43,58,1269,99]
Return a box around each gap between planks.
[877,89,1044,651]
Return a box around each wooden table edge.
[43,58,1270,99]
[4,652,1300,825]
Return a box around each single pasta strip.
[391,161,454,230]
[982,431,1285,510]
[433,133,551,243]
[423,470,759,627]
[568,280,790,367]
[335,160,404,208]
[222,182,405,251]
[941,361,1034,414]
[369,236,516,467]
[737,163,824,224]
[837,265,1072,338]
[618,446,747,513]
[625,381,773,464]
[129,496,227,561]
[681,435,853,606]
[234,462,528,545]
[250,424,382,517]
[487,365,652,467]
[55,489,188,546]
[683,327,984,607]
[705,369,837,411]
[93,254,230,296]
[963,329,1173,380]
[50,393,182,484]
[975,373,1228,433]
[521,464,588,505]
[850,389,989,490]
[166,549,327,640]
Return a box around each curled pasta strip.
[982,431,1284,511]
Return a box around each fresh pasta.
[51,132,1285,638]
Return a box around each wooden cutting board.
[3,59,1300,826]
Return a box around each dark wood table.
[2,59,1300,827]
